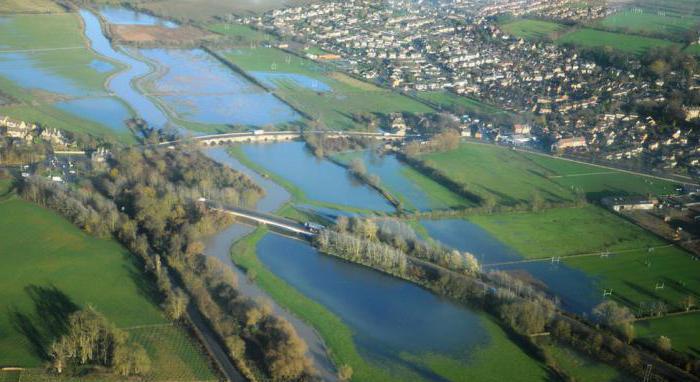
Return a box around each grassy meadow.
[419,143,574,205]
[565,245,700,312]
[0,188,214,379]
[221,47,432,130]
[417,143,678,205]
[207,23,278,45]
[500,19,566,39]
[636,313,700,357]
[598,10,700,36]
[470,205,666,260]
[0,0,65,14]
[543,343,634,382]
[525,151,678,198]
[557,28,679,55]
[415,90,511,117]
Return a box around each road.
[186,304,246,382]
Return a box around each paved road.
[186,303,246,382]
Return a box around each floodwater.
[240,141,395,212]
[139,49,300,126]
[0,52,96,97]
[337,151,450,211]
[251,71,332,92]
[257,233,490,380]
[54,97,131,133]
[100,6,178,28]
[203,147,340,380]
[89,59,115,73]
[80,9,170,128]
[421,219,602,314]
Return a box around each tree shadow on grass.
[123,259,163,306]
[8,284,79,360]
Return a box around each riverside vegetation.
[20,146,320,381]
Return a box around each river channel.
[205,143,555,381]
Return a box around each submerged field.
[221,47,432,130]
[0,188,214,380]
[0,11,135,141]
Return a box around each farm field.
[524,151,678,199]
[0,0,65,14]
[598,10,700,36]
[469,205,666,260]
[685,43,700,56]
[564,245,700,313]
[128,0,315,21]
[500,19,566,39]
[221,47,433,130]
[543,343,634,382]
[632,0,700,17]
[636,313,700,357]
[418,143,574,205]
[0,191,214,379]
[415,90,511,117]
[417,143,678,205]
[207,23,278,45]
[556,28,679,55]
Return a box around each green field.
[0,0,65,14]
[500,19,566,40]
[419,143,574,205]
[566,246,700,312]
[418,143,678,205]
[0,191,214,379]
[543,343,633,382]
[525,152,678,198]
[636,313,700,357]
[685,43,700,56]
[207,23,278,45]
[221,47,433,130]
[557,28,679,55]
[470,205,666,260]
[415,91,511,117]
[599,10,700,36]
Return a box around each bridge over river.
[211,206,318,237]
